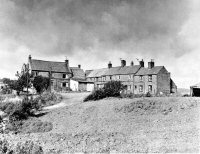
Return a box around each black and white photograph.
[0,0,200,153]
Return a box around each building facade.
[28,55,94,92]
[86,59,177,95]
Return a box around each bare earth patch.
[1,93,200,153]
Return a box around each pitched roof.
[87,65,141,77]
[29,59,71,73]
[191,83,200,88]
[135,66,164,75]
[70,67,86,80]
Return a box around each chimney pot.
[65,58,69,66]
[108,61,112,68]
[121,60,126,67]
[78,64,81,68]
[131,61,134,66]
[28,55,31,60]
[148,59,155,69]
[139,59,144,67]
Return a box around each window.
[128,85,131,90]
[62,82,66,87]
[148,85,152,92]
[95,77,98,81]
[118,75,120,80]
[135,85,137,90]
[63,74,66,78]
[110,76,112,80]
[148,75,152,82]
[139,85,143,92]
[139,76,143,81]
[129,75,132,79]
[35,71,38,76]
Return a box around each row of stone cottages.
[26,55,177,95]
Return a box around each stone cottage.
[86,59,177,95]
[28,55,94,92]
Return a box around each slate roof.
[191,83,200,88]
[70,67,86,80]
[135,66,164,76]
[29,59,71,73]
[87,65,141,77]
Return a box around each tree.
[32,76,50,94]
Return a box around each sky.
[0,0,200,88]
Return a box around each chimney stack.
[28,55,32,61]
[65,58,69,66]
[148,59,154,69]
[78,64,81,68]
[108,61,112,68]
[121,59,126,67]
[131,61,134,66]
[139,59,144,67]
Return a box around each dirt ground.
[1,93,200,153]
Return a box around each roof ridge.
[31,59,65,63]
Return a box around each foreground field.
[1,93,200,153]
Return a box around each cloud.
[0,0,190,57]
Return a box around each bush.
[84,89,105,102]
[0,97,43,133]
[84,81,125,102]
[146,92,152,97]
[0,139,43,154]
[32,76,50,94]
[34,92,63,107]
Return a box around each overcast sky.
[0,0,200,88]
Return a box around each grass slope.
[1,94,200,153]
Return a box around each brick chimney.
[28,55,31,61]
[78,64,81,68]
[139,59,144,67]
[65,58,69,67]
[121,60,126,67]
[108,61,112,68]
[148,59,155,69]
[131,61,134,66]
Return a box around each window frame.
[148,85,153,92]
[139,85,143,92]
[63,74,66,79]
[139,75,143,81]
[148,75,152,82]
[62,82,66,87]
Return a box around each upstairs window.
[35,71,38,76]
[110,76,112,80]
[129,75,132,79]
[148,75,152,82]
[139,76,143,81]
[118,75,120,80]
[63,74,66,78]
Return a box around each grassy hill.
[1,94,200,153]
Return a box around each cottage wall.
[157,73,170,95]
[134,75,157,94]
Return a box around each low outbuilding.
[190,83,200,97]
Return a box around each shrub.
[32,76,50,94]
[146,92,152,97]
[84,81,125,102]
[0,139,43,154]
[34,92,62,107]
